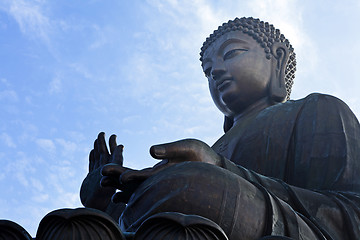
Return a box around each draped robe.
[121,93,360,239]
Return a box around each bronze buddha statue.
[79,17,360,239]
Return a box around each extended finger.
[89,149,95,171]
[101,163,131,177]
[112,145,124,165]
[120,164,169,183]
[97,132,110,155]
[150,139,200,160]
[94,139,100,161]
[100,155,109,166]
[109,134,117,154]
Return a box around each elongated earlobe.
[270,42,289,103]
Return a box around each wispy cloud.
[0,90,19,102]
[145,0,224,54]
[0,132,16,148]
[5,0,51,44]
[49,74,62,94]
[31,193,49,203]
[0,0,64,59]
[69,63,92,79]
[0,78,10,86]
[30,177,44,192]
[89,24,113,49]
[121,0,222,106]
[4,151,36,187]
[53,192,80,207]
[35,138,56,154]
[55,138,77,156]
[246,0,318,74]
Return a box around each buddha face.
[202,31,272,117]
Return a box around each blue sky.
[1,0,360,236]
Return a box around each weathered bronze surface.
[3,17,360,239]
[82,17,360,239]
[36,208,126,240]
[0,220,32,240]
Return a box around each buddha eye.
[223,49,247,60]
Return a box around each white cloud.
[31,193,49,203]
[246,0,318,74]
[69,63,92,79]
[145,0,223,53]
[121,0,224,106]
[0,78,10,86]
[55,138,77,156]
[9,204,52,236]
[89,24,112,49]
[30,177,44,192]
[0,132,16,148]
[36,138,56,154]
[17,121,39,144]
[0,90,19,102]
[122,115,141,124]
[6,0,51,44]
[54,192,80,207]
[122,52,162,102]
[4,151,36,187]
[45,167,77,206]
[49,75,62,94]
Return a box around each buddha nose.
[211,61,226,81]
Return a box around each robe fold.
[121,93,360,239]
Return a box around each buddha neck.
[232,97,274,126]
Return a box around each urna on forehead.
[200,17,297,100]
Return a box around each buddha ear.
[270,42,289,103]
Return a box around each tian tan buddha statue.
[78,17,360,240]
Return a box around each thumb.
[150,139,200,160]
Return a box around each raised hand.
[80,132,125,211]
[89,132,124,172]
[101,138,222,203]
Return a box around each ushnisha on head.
[200,17,296,101]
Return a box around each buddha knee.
[120,162,250,233]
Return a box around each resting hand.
[101,138,222,203]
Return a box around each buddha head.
[200,17,296,131]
